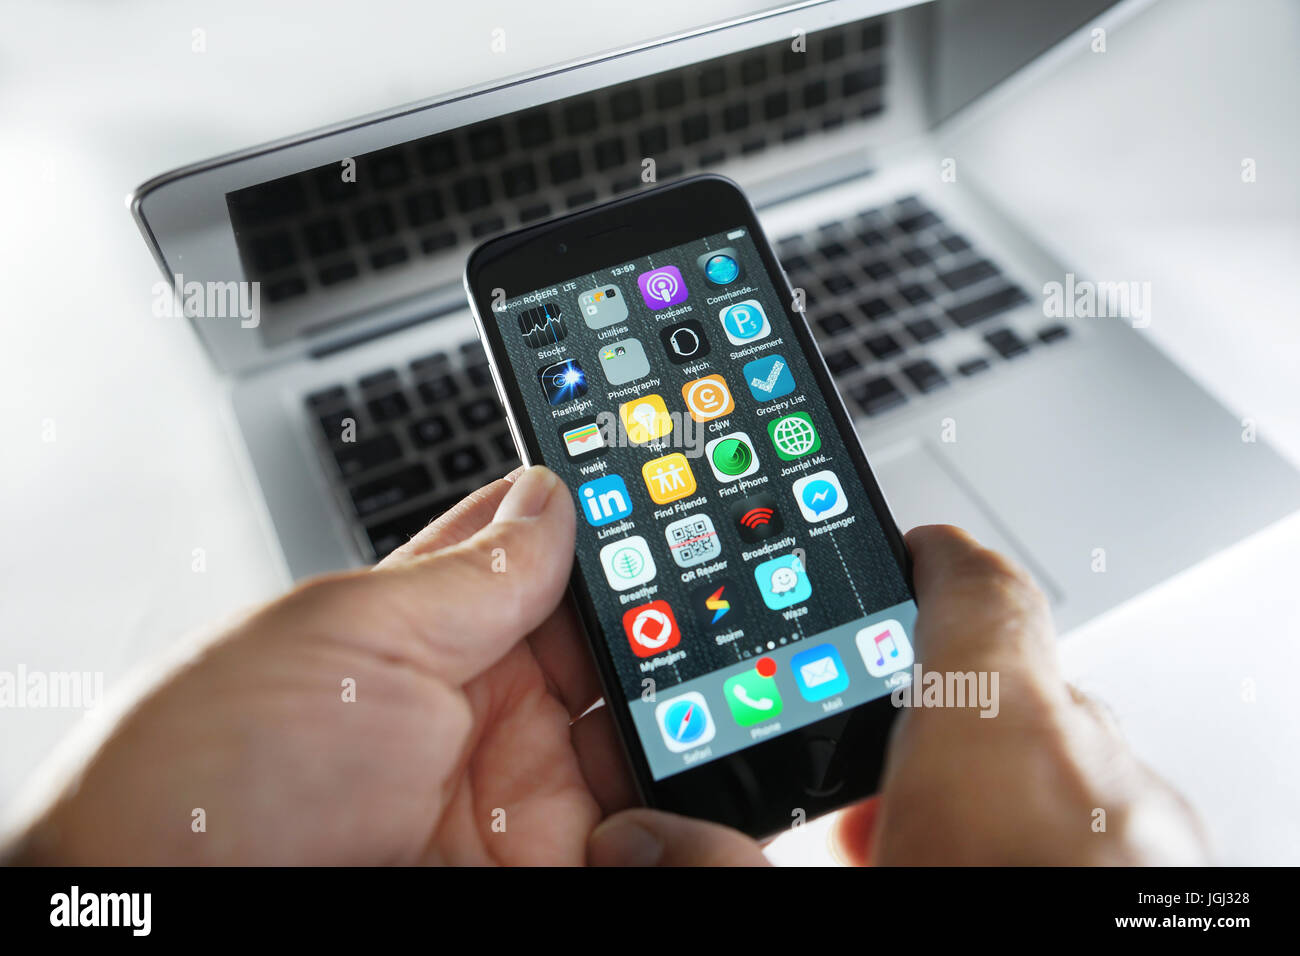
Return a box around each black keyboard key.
[318,407,357,442]
[420,230,457,254]
[502,163,538,199]
[469,124,506,162]
[823,273,855,295]
[905,318,944,343]
[861,259,895,281]
[517,112,554,148]
[817,311,851,337]
[453,177,492,213]
[856,228,888,247]
[901,359,948,393]
[823,349,859,376]
[303,218,347,257]
[958,358,991,376]
[851,376,907,416]
[858,297,893,321]
[492,431,518,461]
[350,464,433,518]
[440,445,487,482]
[897,283,934,305]
[306,385,346,408]
[939,259,999,292]
[358,368,399,391]
[333,433,402,478]
[985,328,1030,359]
[367,391,411,423]
[939,233,972,254]
[948,285,1029,327]
[1037,324,1070,344]
[370,246,409,270]
[353,204,396,241]
[863,332,903,360]
[817,241,850,260]
[410,414,453,448]
[548,150,583,185]
[896,210,940,233]
[410,352,448,377]
[418,375,459,404]
[460,397,503,429]
[319,261,358,286]
[365,500,451,558]
[901,247,933,267]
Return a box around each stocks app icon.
[517,301,567,347]
[730,492,784,543]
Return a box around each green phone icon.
[723,658,784,727]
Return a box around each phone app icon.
[792,644,850,702]
[578,474,632,527]
[793,470,849,522]
[730,492,784,543]
[682,374,735,422]
[855,619,913,678]
[697,247,744,286]
[719,299,771,345]
[754,554,811,610]
[517,300,567,347]
[619,394,672,444]
[705,432,760,483]
[538,359,588,405]
[660,319,711,364]
[642,453,697,505]
[723,657,784,727]
[597,337,650,386]
[638,265,689,309]
[578,285,627,329]
[599,535,657,591]
[558,418,607,460]
[768,411,821,460]
[743,353,795,401]
[623,600,681,658]
[691,580,735,630]
[664,513,721,568]
[656,692,715,753]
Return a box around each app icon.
[697,247,744,286]
[723,657,784,727]
[597,337,650,385]
[660,319,711,364]
[754,554,811,610]
[793,470,849,522]
[691,580,734,629]
[637,265,689,309]
[855,619,914,678]
[578,286,627,329]
[705,432,760,483]
[656,692,715,753]
[682,374,735,422]
[768,412,821,460]
[538,359,588,405]
[719,299,771,345]
[664,514,722,568]
[619,394,672,444]
[642,453,696,505]
[730,492,784,543]
[517,300,567,347]
[599,535,657,591]
[558,418,607,460]
[743,353,795,401]
[792,644,850,702]
[623,600,681,658]
[578,474,632,527]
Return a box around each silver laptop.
[130,0,1300,632]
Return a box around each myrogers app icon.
[623,600,681,658]
[719,299,770,345]
[638,265,689,309]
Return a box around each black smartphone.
[464,175,917,838]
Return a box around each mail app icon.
[792,643,850,702]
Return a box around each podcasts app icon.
[637,266,689,310]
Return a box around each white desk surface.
[2,0,1297,865]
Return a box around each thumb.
[366,465,576,684]
[588,809,770,866]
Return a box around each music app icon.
[855,619,914,678]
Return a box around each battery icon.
[727,229,746,240]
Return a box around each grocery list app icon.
[682,374,734,422]
[705,432,760,483]
[599,535,656,591]
[517,301,567,347]
[638,265,688,309]
[597,337,650,385]
[623,600,681,658]
[656,692,715,753]
[642,452,696,505]
[538,359,587,405]
[578,286,627,329]
[723,657,783,727]
[664,513,721,568]
[558,419,606,460]
[619,394,672,443]
[754,554,811,610]
[792,644,849,702]
[793,470,848,522]
[768,412,820,460]
[743,354,795,401]
[719,299,770,345]
[855,619,913,678]
[578,474,632,527]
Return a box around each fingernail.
[493,466,559,522]
[588,818,664,867]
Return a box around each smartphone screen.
[467,177,917,833]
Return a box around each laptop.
[130,0,1300,632]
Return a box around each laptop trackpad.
[867,439,1061,603]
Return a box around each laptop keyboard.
[306,194,1068,562]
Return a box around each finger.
[829,795,881,867]
[526,596,604,718]
[376,468,522,566]
[569,702,639,816]
[364,466,576,684]
[587,809,770,866]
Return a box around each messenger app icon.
[793,470,849,523]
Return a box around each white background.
[1,0,1297,865]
